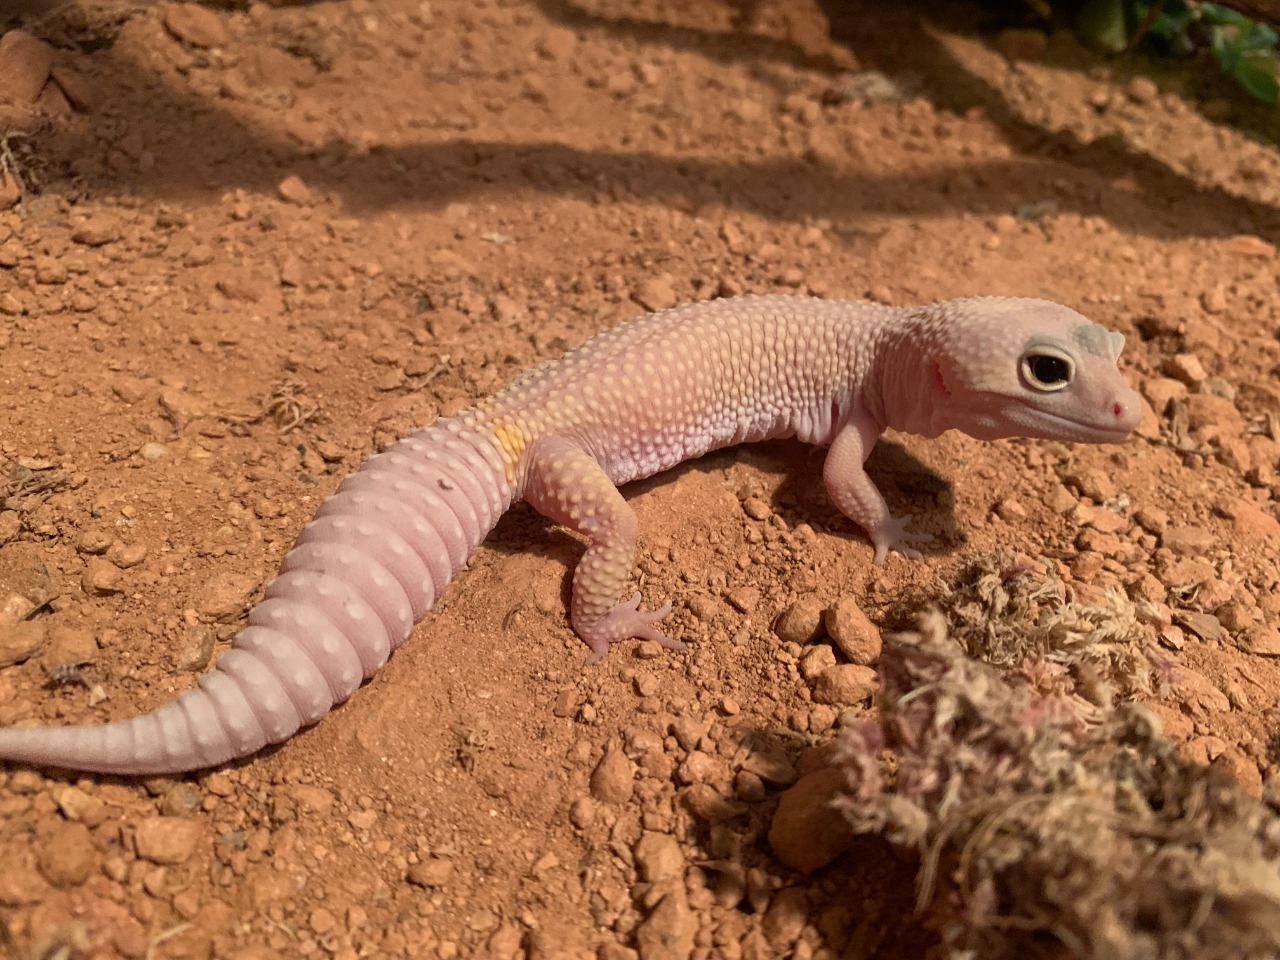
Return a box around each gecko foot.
[871,514,934,564]
[581,592,683,665]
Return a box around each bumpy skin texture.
[0,295,1141,774]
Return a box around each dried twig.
[261,380,320,433]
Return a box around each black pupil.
[1028,355,1069,385]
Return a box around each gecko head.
[923,298,1142,444]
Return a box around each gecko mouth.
[1013,406,1138,443]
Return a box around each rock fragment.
[633,832,683,883]
[767,768,854,873]
[277,174,312,205]
[633,276,677,312]
[162,3,230,48]
[134,817,203,864]
[406,858,452,887]
[823,595,881,665]
[72,218,121,247]
[37,822,96,887]
[590,745,634,804]
[634,891,695,960]
[82,556,123,595]
[0,31,53,106]
[0,620,45,667]
[773,596,824,645]
[762,886,809,948]
[812,664,877,705]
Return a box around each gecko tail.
[0,417,515,775]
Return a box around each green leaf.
[1077,0,1129,54]
[1212,25,1243,72]
[1232,50,1280,103]
[1146,2,1195,42]
[1200,2,1252,27]
[1239,23,1279,52]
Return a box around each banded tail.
[0,417,516,774]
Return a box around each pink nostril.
[1113,402,1122,418]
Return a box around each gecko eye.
[1020,352,1073,392]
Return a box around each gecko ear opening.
[1109,331,1125,358]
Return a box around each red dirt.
[1,1,1279,958]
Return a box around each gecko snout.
[1107,386,1143,435]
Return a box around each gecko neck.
[866,308,951,438]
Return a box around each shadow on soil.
[2,0,1276,243]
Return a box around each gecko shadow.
[478,436,957,645]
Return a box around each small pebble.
[109,542,148,568]
[726,586,759,613]
[134,817,203,864]
[37,822,96,887]
[679,784,741,822]
[590,747,634,804]
[71,218,121,247]
[162,2,230,48]
[0,30,54,106]
[633,672,659,697]
[1126,75,1158,104]
[823,596,881,666]
[677,750,730,787]
[277,175,312,205]
[406,858,453,887]
[740,741,798,786]
[160,783,202,817]
[773,596,824,645]
[309,908,337,936]
[734,770,766,803]
[995,497,1027,522]
[1201,285,1228,314]
[1160,526,1215,556]
[634,892,695,960]
[811,664,877,705]
[0,621,46,667]
[1238,624,1280,656]
[762,887,809,948]
[633,832,684,882]
[56,786,106,826]
[82,557,122,595]
[633,276,677,312]
[767,768,854,873]
[798,644,836,680]
[1164,353,1207,385]
[568,796,595,828]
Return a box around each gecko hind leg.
[523,435,683,664]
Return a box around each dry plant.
[0,125,48,212]
[936,551,1160,703]
[836,617,1280,960]
[258,380,319,434]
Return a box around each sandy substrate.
[1,1,1279,957]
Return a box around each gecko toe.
[579,595,679,662]
[871,514,933,562]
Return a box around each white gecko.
[0,294,1141,773]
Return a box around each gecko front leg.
[523,435,683,663]
[823,413,933,563]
